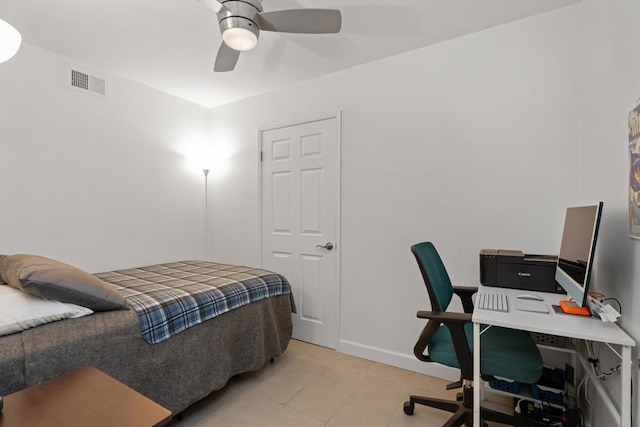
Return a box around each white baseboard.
[337,339,460,382]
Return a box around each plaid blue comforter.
[96,261,292,344]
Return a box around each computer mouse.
[516,293,545,301]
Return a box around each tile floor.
[166,339,511,427]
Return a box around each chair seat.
[428,322,543,384]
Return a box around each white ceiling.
[0,0,579,108]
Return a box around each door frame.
[257,111,342,349]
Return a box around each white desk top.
[472,285,635,347]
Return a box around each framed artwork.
[628,103,640,239]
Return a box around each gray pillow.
[0,254,128,312]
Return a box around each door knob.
[316,242,334,250]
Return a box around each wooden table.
[0,366,171,427]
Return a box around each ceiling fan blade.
[256,9,342,34]
[214,43,240,72]
[197,0,229,14]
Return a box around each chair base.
[403,384,520,427]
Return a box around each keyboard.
[476,292,509,312]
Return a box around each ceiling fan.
[198,0,342,72]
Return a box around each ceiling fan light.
[222,27,258,51]
[0,18,21,63]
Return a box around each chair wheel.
[403,401,414,415]
[456,392,463,401]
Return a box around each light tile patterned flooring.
[166,339,503,427]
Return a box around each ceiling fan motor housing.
[217,0,263,43]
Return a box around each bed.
[0,255,294,416]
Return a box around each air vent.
[68,68,108,98]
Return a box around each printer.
[479,249,563,293]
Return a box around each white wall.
[208,6,583,375]
[580,0,640,425]
[0,43,211,273]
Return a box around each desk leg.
[621,345,631,427]
[473,322,480,426]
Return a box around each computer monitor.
[555,202,603,312]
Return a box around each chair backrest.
[411,242,454,312]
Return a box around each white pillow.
[0,285,93,337]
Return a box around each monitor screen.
[555,202,603,307]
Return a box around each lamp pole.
[203,168,211,260]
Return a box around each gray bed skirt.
[0,293,293,415]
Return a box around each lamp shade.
[0,18,21,64]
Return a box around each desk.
[472,285,635,427]
[0,366,171,427]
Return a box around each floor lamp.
[203,168,211,261]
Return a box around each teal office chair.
[403,242,543,426]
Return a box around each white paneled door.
[261,117,338,349]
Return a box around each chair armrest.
[452,286,477,313]
[416,311,472,323]
[416,310,474,378]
